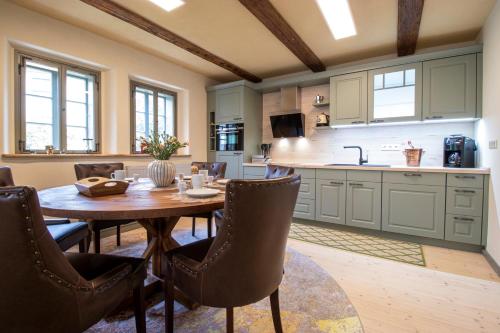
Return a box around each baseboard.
[482,249,500,277]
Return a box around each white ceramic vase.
[148,159,176,187]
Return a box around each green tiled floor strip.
[289,222,426,266]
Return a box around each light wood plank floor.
[97,218,500,333]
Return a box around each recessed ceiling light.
[316,0,357,40]
[149,0,185,12]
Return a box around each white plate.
[216,179,230,185]
[186,188,220,198]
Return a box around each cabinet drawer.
[383,171,446,186]
[243,166,265,179]
[445,214,482,245]
[316,169,347,181]
[447,174,484,189]
[293,198,316,220]
[298,178,315,200]
[446,187,483,217]
[347,170,382,182]
[295,168,316,179]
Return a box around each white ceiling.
[11,0,496,82]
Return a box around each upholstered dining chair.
[74,163,135,253]
[0,186,147,333]
[187,161,227,237]
[163,175,301,333]
[213,164,295,230]
[0,166,89,253]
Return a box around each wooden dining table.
[38,179,225,307]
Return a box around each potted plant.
[140,133,188,187]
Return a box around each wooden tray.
[74,177,129,197]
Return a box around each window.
[130,81,177,153]
[15,52,100,153]
[368,63,422,123]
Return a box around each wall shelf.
[312,101,330,108]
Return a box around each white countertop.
[243,162,490,174]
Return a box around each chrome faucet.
[343,146,368,165]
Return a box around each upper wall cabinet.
[215,86,244,123]
[330,72,368,125]
[368,63,423,123]
[422,54,477,120]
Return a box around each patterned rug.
[289,222,425,266]
[85,228,364,333]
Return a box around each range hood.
[269,86,304,138]
[280,86,301,112]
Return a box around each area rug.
[85,228,364,333]
[289,222,425,266]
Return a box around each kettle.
[316,112,330,127]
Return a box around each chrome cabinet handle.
[404,173,422,177]
[349,182,364,186]
[455,175,476,179]
[329,181,344,185]
[369,119,384,123]
[425,115,443,119]
[453,216,474,222]
[351,121,365,124]
[454,189,476,194]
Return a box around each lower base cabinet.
[382,183,445,239]
[216,152,243,179]
[346,181,381,230]
[445,214,482,245]
[316,179,346,224]
[293,198,315,220]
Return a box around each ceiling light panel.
[316,0,357,40]
[149,0,185,12]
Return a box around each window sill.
[1,153,191,160]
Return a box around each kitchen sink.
[325,163,391,167]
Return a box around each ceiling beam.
[397,0,424,56]
[239,0,325,72]
[80,0,262,82]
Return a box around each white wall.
[477,0,500,266]
[263,85,476,166]
[0,0,216,189]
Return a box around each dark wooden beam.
[80,0,262,82]
[397,0,424,56]
[239,0,325,72]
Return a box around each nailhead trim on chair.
[16,189,92,292]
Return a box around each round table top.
[38,180,226,220]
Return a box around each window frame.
[368,62,422,124]
[15,50,101,154]
[129,80,178,154]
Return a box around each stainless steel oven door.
[216,123,244,151]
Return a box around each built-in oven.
[216,123,244,151]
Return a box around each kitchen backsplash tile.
[262,84,476,166]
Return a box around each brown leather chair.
[188,161,227,237]
[0,186,147,333]
[214,164,295,229]
[0,166,89,253]
[163,175,301,333]
[74,163,134,253]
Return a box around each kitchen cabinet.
[368,63,422,123]
[243,166,265,179]
[215,86,245,123]
[216,152,243,179]
[423,54,477,120]
[446,187,483,217]
[330,72,368,125]
[346,181,381,230]
[382,183,445,239]
[316,179,346,224]
[293,198,316,220]
[445,214,482,245]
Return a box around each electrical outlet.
[381,144,402,151]
[489,140,498,149]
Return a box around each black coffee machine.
[443,135,476,168]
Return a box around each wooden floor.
[97,218,500,333]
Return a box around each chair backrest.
[0,166,15,186]
[264,164,295,179]
[0,186,91,331]
[191,162,227,179]
[74,163,124,180]
[199,175,301,307]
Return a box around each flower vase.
[148,159,176,187]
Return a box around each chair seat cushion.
[48,222,89,251]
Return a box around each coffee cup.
[191,174,204,189]
[111,170,126,181]
[199,169,209,181]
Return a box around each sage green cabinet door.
[423,54,477,120]
[330,72,368,125]
[445,214,482,245]
[316,179,346,224]
[216,152,243,179]
[346,181,381,230]
[293,198,316,220]
[446,187,483,217]
[215,87,244,123]
[243,166,265,179]
[382,183,445,239]
[298,178,315,200]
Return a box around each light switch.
[489,140,498,149]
